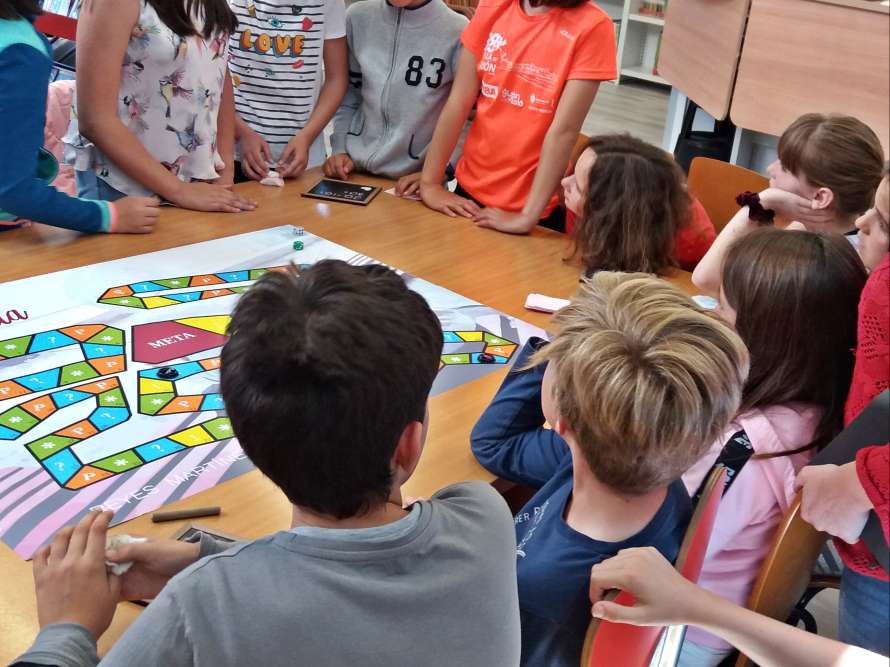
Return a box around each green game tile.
[139,392,175,415]
[98,387,127,408]
[91,450,142,473]
[441,353,471,365]
[153,277,190,289]
[99,297,146,309]
[0,406,39,432]
[203,417,235,440]
[27,435,78,460]
[60,362,100,385]
[0,335,33,358]
[483,333,512,345]
[87,327,124,346]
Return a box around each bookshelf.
[614,0,670,86]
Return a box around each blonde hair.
[533,273,749,495]
[778,113,884,218]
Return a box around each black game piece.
[478,353,496,364]
[291,4,302,13]
[158,366,180,379]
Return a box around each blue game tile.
[442,331,464,344]
[51,389,92,408]
[217,271,249,283]
[0,424,21,440]
[88,407,130,431]
[82,343,124,360]
[16,368,61,391]
[135,438,185,462]
[43,449,80,484]
[129,281,165,293]
[200,394,225,411]
[28,331,77,354]
[166,292,201,303]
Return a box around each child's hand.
[112,196,160,234]
[33,511,121,639]
[758,188,836,229]
[279,135,310,179]
[474,208,536,234]
[171,182,257,213]
[324,153,354,180]
[239,125,273,181]
[106,538,201,601]
[395,172,422,198]
[420,182,480,218]
[796,462,873,544]
[589,547,700,627]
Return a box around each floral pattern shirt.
[64,1,230,197]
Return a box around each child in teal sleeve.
[0,1,159,233]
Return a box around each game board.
[0,226,546,558]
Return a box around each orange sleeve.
[568,15,617,81]
[460,0,502,57]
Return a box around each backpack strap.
[692,429,754,507]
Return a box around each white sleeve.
[324,0,346,39]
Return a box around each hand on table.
[796,462,873,544]
[474,208,536,234]
[238,124,273,181]
[589,547,701,627]
[33,511,121,639]
[395,172,422,199]
[279,135,310,179]
[106,538,201,601]
[170,182,257,213]
[420,183,480,218]
[113,196,160,234]
[323,153,355,180]
[758,188,836,229]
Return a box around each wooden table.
[731,0,890,153]
[0,170,695,661]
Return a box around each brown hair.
[533,272,749,495]
[722,228,867,451]
[0,0,42,19]
[221,261,442,519]
[574,135,690,277]
[778,113,884,219]
[82,0,237,39]
[528,0,588,7]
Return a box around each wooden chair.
[570,133,591,170]
[733,496,829,667]
[34,11,78,41]
[687,158,769,234]
[580,467,728,667]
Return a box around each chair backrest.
[687,158,769,234]
[34,12,78,41]
[734,496,828,667]
[580,467,728,667]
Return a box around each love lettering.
[0,309,28,326]
[240,30,304,56]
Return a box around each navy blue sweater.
[471,338,692,667]
[0,17,111,232]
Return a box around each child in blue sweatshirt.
[471,272,750,667]
[0,1,158,233]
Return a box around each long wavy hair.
[574,134,690,277]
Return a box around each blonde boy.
[471,272,749,667]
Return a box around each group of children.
[2,0,890,665]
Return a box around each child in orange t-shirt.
[419,0,617,234]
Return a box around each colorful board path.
[0,227,545,558]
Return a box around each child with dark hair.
[64,0,256,213]
[680,229,867,667]
[562,134,716,275]
[420,0,617,233]
[472,272,749,666]
[12,261,521,667]
[0,0,159,233]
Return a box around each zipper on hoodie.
[367,6,402,173]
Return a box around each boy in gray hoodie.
[324,0,467,197]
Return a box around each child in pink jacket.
[678,228,867,666]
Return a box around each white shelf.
[628,13,664,25]
[620,65,668,85]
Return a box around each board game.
[0,226,546,558]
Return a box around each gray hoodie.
[330,0,468,179]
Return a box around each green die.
[293,241,304,251]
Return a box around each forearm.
[11,624,98,667]
[421,99,471,185]
[296,69,347,148]
[215,72,236,183]
[79,114,183,200]
[690,588,883,667]
[517,125,578,228]
[0,178,111,233]
[691,207,759,296]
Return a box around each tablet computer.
[301,178,381,206]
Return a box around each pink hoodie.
[681,403,822,650]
